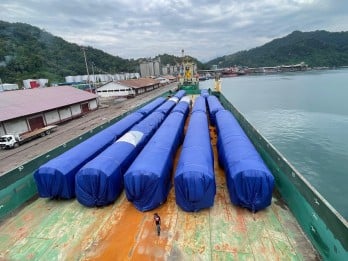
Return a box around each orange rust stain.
[234,207,248,233]
[82,192,178,260]
[83,201,144,260]
[23,213,34,222]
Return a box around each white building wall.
[0,124,5,136]
[22,79,31,89]
[74,75,82,82]
[38,79,48,87]
[162,67,168,75]
[4,118,29,134]
[65,76,74,82]
[148,62,154,76]
[82,75,89,82]
[71,104,82,116]
[140,63,148,77]
[59,107,72,120]
[96,82,134,98]
[90,74,96,83]
[22,79,48,88]
[89,99,98,110]
[154,61,160,76]
[105,74,111,81]
[44,110,60,125]
[0,83,19,91]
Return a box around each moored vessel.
[177,51,200,94]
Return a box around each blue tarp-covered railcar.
[34,97,165,199]
[207,95,224,126]
[215,109,274,212]
[124,100,190,211]
[174,101,216,212]
[75,99,178,207]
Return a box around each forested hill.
[0,21,205,85]
[206,30,348,68]
[2,21,347,85]
[0,20,139,84]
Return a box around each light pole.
[91,62,95,88]
[81,46,92,92]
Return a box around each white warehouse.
[0,86,98,136]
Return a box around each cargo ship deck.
[0,113,318,260]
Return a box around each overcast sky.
[1,0,347,61]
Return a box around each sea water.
[200,69,348,219]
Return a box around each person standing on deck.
[154,213,161,236]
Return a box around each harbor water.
[200,69,348,220]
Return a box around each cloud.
[0,0,347,61]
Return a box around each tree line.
[206,30,348,68]
[1,20,347,86]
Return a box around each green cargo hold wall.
[216,92,348,261]
[0,93,169,220]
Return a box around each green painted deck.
[0,123,318,260]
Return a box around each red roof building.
[119,78,160,95]
[0,86,98,135]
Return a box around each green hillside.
[1,20,347,85]
[0,21,206,85]
[0,21,139,84]
[206,30,348,68]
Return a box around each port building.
[96,78,162,99]
[64,73,140,84]
[0,83,19,91]
[0,86,98,136]
[96,81,135,99]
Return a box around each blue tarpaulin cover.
[124,99,189,211]
[191,96,207,114]
[34,97,165,199]
[171,97,190,118]
[174,90,186,99]
[75,96,179,207]
[207,95,224,126]
[136,97,166,115]
[174,98,216,212]
[200,89,209,98]
[215,109,274,212]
